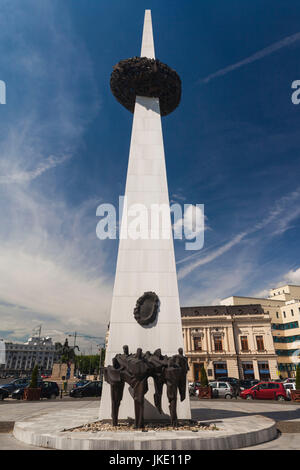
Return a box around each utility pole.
[68,332,77,348]
[97,343,105,381]
[89,344,93,375]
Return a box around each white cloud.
[0,246,111,322]
[0,154,71,184]
[173,204,207,239]
[284,267,300,285]
[250,288,270,299]
[0,0,110,347]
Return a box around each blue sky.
[0,0,300,351]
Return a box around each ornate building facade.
[181,305,278,382]
[0,336,60,376]
[221,284,300,378]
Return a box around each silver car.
[209,381,235,399]
[283,382,295,399]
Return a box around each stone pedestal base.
[13,408,277,450]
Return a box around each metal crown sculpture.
[110,57,181,116]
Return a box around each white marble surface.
[13,407,277,450]
[99,11,190,421]
[140,10,155,59]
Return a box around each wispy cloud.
[178,232,247,279]
[0,0,110,349]
[0,154,71,183]
[284,267,300,285]
[200,31,300,84]
[178,187,300,279]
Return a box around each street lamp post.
[97,343,105,381]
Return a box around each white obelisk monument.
[99,10,191,421]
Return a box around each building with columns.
[0,336,60,377]
[181,305,278,382]
[221,284,300,378]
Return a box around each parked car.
[0,377,31,395]
[283,382,296,399]
[73,380,91,389]
[12,381,59,400]
[283,378,296,384]
[239,379,260,392]
[69,381,102,398]
[0,388,9,400]
[10,381,31,399]
[240,381,288,401]
[208,381,236,399]
[216,377,240,395]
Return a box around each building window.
[283,311,286,318]
[214,362,227,378]
[240,336,249,351]
[214,335,223,352]
[258,361,270,380]
[193,336,202,351]
[272,321,299,330]
[242,362,254,379]
[256,336,264,352]
[273,334,300,343]
[291,309,294,317]
[276,312,279,319]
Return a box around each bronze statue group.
[104,346,189,429]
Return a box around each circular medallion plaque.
[133,291,159,326]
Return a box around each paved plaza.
[1,398,300,450]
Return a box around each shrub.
[29,364,39,389]
[200,365,209,387]
[296,363,300,390]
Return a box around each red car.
[240,381,288,401]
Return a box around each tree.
[29,364,39,389]
[296,363,300,390]
[200,365,208,387]
[75,355,101,375]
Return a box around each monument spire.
[100,10,190,422]
[140,9,155,58]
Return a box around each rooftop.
[181,304,265,317]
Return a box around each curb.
[13,412,277,450]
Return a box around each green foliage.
[296,364,300,390]
[29,364,39,389]
[75,352,105,375]
[200,365,208,387]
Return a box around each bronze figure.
[103,346,188,428]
